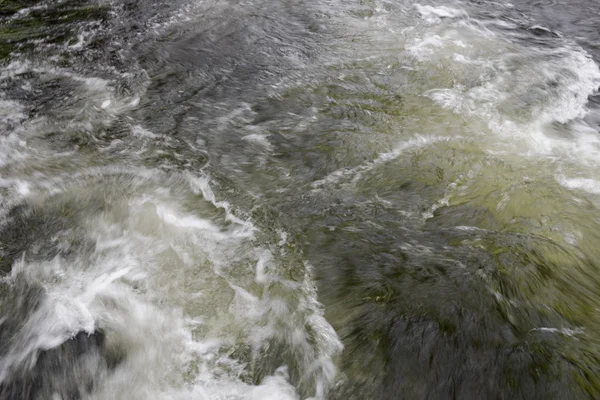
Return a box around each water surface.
[1,0,600,399]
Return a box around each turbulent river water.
[1,0,600,399]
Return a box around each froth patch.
[558,176,600,195]
[415,4,468,24]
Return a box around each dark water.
[1,1,600,399]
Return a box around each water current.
[1,0,600,399]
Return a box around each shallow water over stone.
[1,0,600,399]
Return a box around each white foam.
[406,34,447,61]
[558,176,600,195]
[0,99,31,169]
[312,135,457,189]
[69,33,88,50]
[242,133,273,150]
[251,367,300,400]
[0,171,342,399]
[408,5,600,170]
[131,125,158,139]
[415,4,468,24]
[0,133,29,168]
[186,174,256,232]
[0,61,145,120]
[7,3,49,21]
[0,99,27,125]
[530,327,584,336]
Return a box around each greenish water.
[1,0,600,399]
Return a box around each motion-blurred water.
[1,0,600,399]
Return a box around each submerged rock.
[0,280,124,400]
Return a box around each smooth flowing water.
[1,0,600,399]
